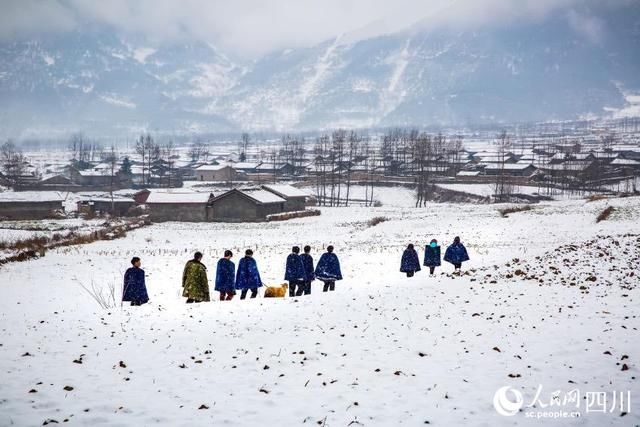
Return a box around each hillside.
[1,4,639,136]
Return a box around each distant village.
[1,118,639,222]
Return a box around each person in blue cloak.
[400,243,421,277]
[444,236,470,273]
[215,250,236,301]
[122,257,149,306]
[314,245,342,292]
[285,246,306,297]
[423,239,441,276]
[235,249,263,299]
[300,245,315,295]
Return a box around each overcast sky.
[0,0,631,57]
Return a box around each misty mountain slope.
[0,29,242,136]
[215,5,640,130]
[0,4,639,136]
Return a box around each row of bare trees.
[134,134,180,187]
[311,130,377,206]
[1,140,27,183]
[69,133,103,166]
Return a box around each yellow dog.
[263,283,289,298]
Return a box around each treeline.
[303,128,467,207]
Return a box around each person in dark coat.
[314,245,342,292]
[300,245,315,295]
[235,249,263,299]
[215,250,236,301]
[182,252,210,303]
[400,244,421,277]
[444,236,470,273]
[123,257,149,306]
[423,239,442,275]
[285,246,306,297]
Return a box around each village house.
[15,174,81,192]
[68,167,120,188]
[456,170,482,181]
[471,152,517,164]
[0,191,65,220]
[482,163,538,177]
[549,152,596,164]
[77,198,136,216]
[255,163,295,176]
[145,192,214,222]
[231,162,262,174]
[537,160,598,179]
[610,158,640,172]
[195,164,238,181]
[210,188,286,222]
[262,184,308,211]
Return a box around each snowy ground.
[0,196,638,426]
[0,219,105,245]
[436,183,542,198]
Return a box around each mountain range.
[1,3,639,138]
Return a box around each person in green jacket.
[182,251,210,303]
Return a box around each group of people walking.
[121,246,343,306]
[400,236,470,277]
[121,237,471,307]
[285,245,343,295]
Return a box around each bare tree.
[162,141,176,188]
[1,140,27,183]
[135,135,147,186]
[314,135,330,206]
[330,130,347,206]
[188,140,208,163]
[450,134,464,175]
[104,145,119,212]
[361,137,375,207]
[412,133,433,207]
[239,133,251,162]
[493,130,513,202]
[344,131,360,206]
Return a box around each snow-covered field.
[0,196,638,426]
[0,219,105,244]
[436,183,543,198]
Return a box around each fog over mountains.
[1,2,639,138]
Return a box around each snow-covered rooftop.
[196,164,229,171]
[262,184,308,198]
[82,197,135,203]
[240,189,286,204]
[78,170,113,177]
[233,162,262,170]
[611,158,640,166]
[146,192,212,204]
[0,191,65,202]
[538,161,594,171]
[482,163,536,170]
